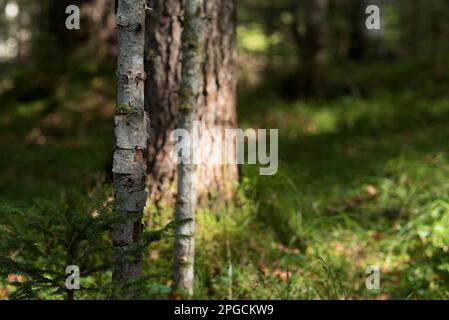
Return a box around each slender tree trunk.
[112,0,148,290]
[294,0,328,97]
[145,0,238,209]
[172,0,204,296]
[347,0,365,60]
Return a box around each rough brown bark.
[145,0,183,208]
[172,0,203,295]
[145,0,238,209]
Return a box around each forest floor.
[2,58,449,299]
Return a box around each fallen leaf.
[366,185,378,197]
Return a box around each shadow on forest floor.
[2,60,449,299]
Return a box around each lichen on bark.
[116,103,134,116]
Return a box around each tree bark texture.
[295,0,328,97]
[112,0,148,286]
[145,0,238,209]
[145,0,183,208]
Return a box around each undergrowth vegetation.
[2,57,449,299]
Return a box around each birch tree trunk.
[112,0,148,288]
[172,0,203,296]
[145,0,238,209]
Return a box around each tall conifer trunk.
[145,0,238,209]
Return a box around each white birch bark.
[172,0,204,296]
[112,0,148,286]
